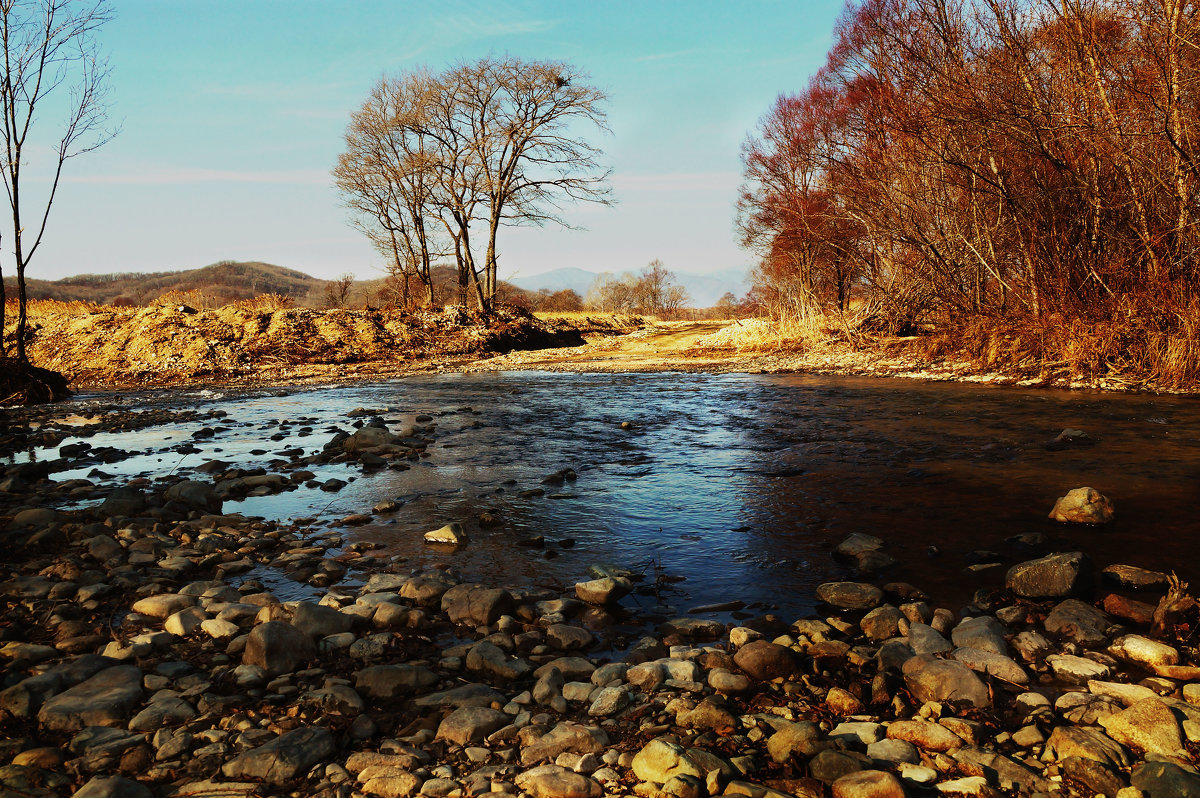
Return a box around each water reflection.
[19,372,1200,622]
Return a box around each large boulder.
[291,602,352,639]
[901,654,991,708]
[242,621,316,675]
[733,640,800,681]
[1006,552,1091,598]
[344,425,395,453]
[1049,487,1114,523]
[37,665,143,732]
[817,582,883,610]
[221,727,335,784]
[163,480,222,513]
[441,585,512,626]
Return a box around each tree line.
[334,56,611,314]
[738,0,1200,378]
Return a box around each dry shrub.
[924,300,1200,388]
[236,293,293,312]
[6,298,104,316]
[151,288,208,308]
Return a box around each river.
[11,371,1200,624]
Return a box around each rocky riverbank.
[3,409,1200,798]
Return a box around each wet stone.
[816,582,883,610]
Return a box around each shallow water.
[11,372,1200,621]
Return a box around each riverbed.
[7,371,1198,622]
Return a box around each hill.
[3,260,544,309]
[4,261,324,306]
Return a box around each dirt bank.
[471,319,1169,393]
[11,303,593,391]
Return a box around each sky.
[23,0,845,284]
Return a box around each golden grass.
[234,293,293,312]
[6,298,106,316]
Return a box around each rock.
[164,480,222,513]
[37,665,143,732]
[830,721,885,745]
[766,721,823,763]
[887,720,964,752]
[1057,691,1123,724]
[1044,599,1111,647]
[414,683,507,708]
[733,640,799,681]
[817,582,883,610]
[291,602,353,638]
[932,776,994,796]
[547,624,594,650]
[1049,487,1114,523]
[860,605,903,641]
[951,616,1008,655]
[522,722,609,765]
[220,727,335,784]
[1102,593,1157,625]
[1131,761,1200,797]
[866,738,919,765]
[129,696,196,731]
[397,575,456,608]
[632,738,704,783]
[809,750,867,784]
[836,533,885,558]
[907,623,952,654]
[441,584,512,626]
[242,621,316,675]
[588,685,634,717]
[831,771,905,798]
[952,647,1028,684]
[130,593,196,619]
[514,765,602,798]
[168,780,259,797]
[1109,634,1179,668]
[355,665,439,698]
[1006,552,1091,598]
[1102,564,1171,590]
[1099,697,1187,759]
[825,686,865,715]
[1060,757,1126,798]
[344,425,395,452]
[362,772,422,798]
[1046,654,1113,684]
[901,654,990,708]
[73,776,154,798]
[467,641,532,681]
[435,707,509,745]
[164,607,207,636]
[424,523,466,544]
[99,487,146,517]
[574,577,631,606]
[1042,726,1131,770]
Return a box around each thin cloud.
[67,167,330,186]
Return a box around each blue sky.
[30,0,844,284]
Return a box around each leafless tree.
[336,56,611,313]
[323,272,355,309]
[0,0,115,363]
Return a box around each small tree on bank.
[0,0,115,365]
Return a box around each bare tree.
[324,272,355,309]
[336,57,612,313]
[0,0,115,363]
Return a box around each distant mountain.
[507,266,750,307]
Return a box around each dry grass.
[922,302,1200,389]
[6,298,106,317]
[234,293,294,312]
[151,288,210,308]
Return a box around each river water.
[13,371,1200,622]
